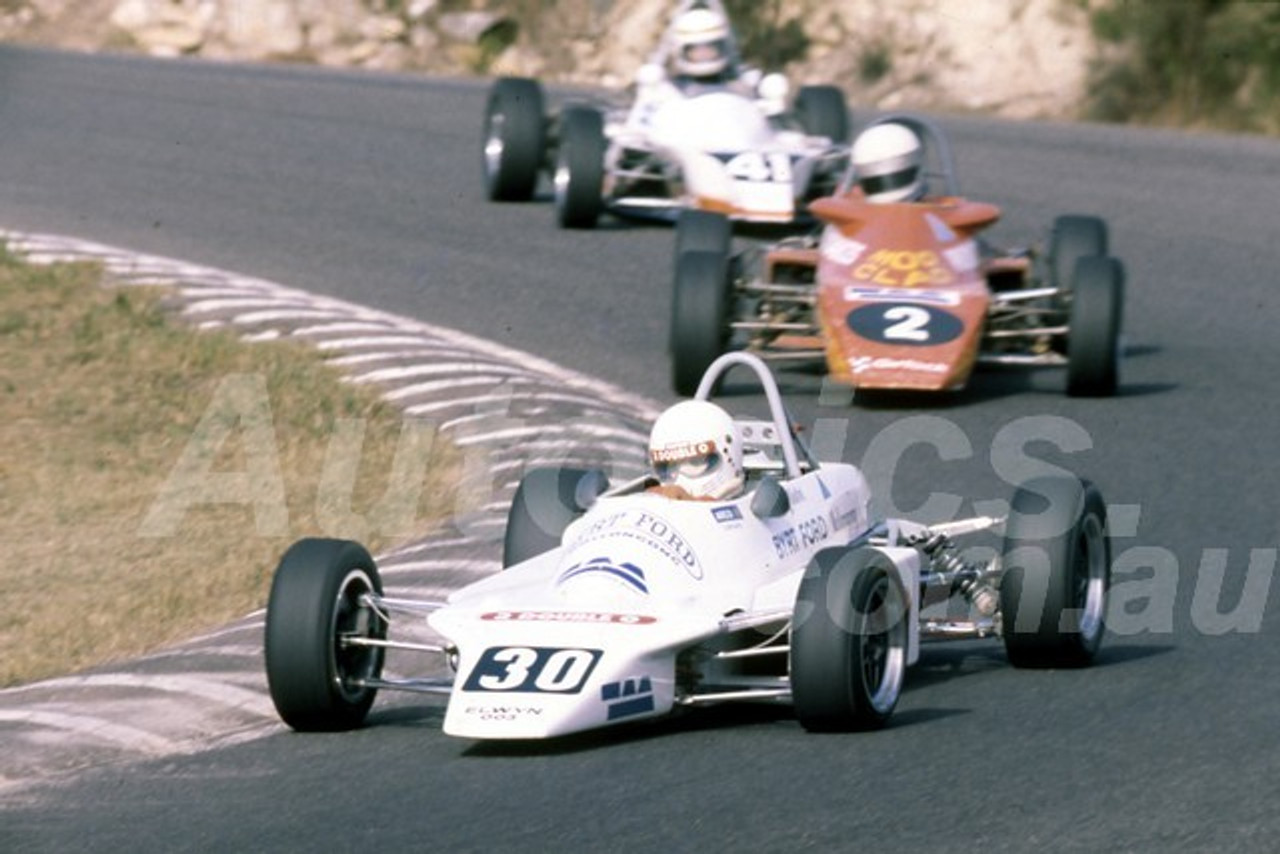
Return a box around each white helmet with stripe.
[648,399,744,499]
[852,122,925,203]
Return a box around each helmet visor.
[682,39,727,64]
[652,440,722,483]
[861,165,920,197]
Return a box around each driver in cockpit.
[646,399,745,501]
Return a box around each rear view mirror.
[573,469,610,510]
[750,476,790,519]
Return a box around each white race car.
[264,353,1111,739]
[480,1,850,229]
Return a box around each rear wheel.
[670,250,730,396]
[482,76,546,202]
[794,85,850,144]
[265,538,385,731]
[791,547,909,732]
[504,467,607,567]
[1000,475,1110,668]
[554,106,605,229]
[1066,256,1124,396]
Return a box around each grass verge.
[0,246,460,687]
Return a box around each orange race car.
[668,114,1125,399]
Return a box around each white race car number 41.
[724,151,793,183]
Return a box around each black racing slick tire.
[483,76,546,202]
[670,250,730,396]
[791,547,910,732]
[674,209,732,268]
[264,538,385,731]
[503,467,607,568]
[1048,214,1108,293]
[794,84,851,144]
[1000,475,1110,668]
[1066,255,1125,396]
[671,210,732,338]
[554,106,606,229]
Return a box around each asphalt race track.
[1,45,1278,852]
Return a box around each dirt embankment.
[0,1,1095,121]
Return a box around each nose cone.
[442,637,672,739]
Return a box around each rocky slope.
[0,0,1095,120]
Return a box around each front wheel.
[482,76,546,202]
[674,209,732,267]
[554,106,605,229]
[264,538,386,731]
[791,547,909,732]
[1000,475,1110,668]
[670,250,730,396]
[1066,255,1124,396]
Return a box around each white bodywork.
[430,463,905,738]
[602,87,842,223]
[424,353,921,739]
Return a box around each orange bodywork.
[804,193,1002,390]
[692,195,793,223]
[693,196,735,215]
